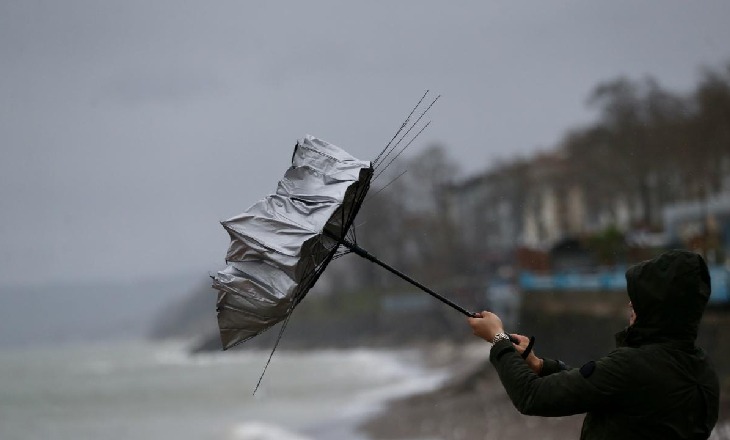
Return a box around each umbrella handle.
[328,232,478,317]
[327,233,525,345]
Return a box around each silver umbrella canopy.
[212,96,530,393]
[212,135,373,350]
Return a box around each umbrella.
[212,96,530,391]
[213,133,479,348]
[212,135,373,350]
[213,92,446,351]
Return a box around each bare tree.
[691,63,730,196]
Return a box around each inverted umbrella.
[213,97,530,391]
[212,135,373,349]
[213,134,477,351]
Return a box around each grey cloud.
[101,72,224,104]
[1,0,729,287]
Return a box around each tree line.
[328,62,730,294]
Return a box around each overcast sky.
[1,1,729,288]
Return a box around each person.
[467,249,720,439]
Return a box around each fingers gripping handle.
[521,336,536,359]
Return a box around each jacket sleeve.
[489,340,631,417]
[539,358,569,376]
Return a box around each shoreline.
[191,339,730,440]
[356,341,579,440]
[355,339,587,440]
[302,342,470,440]
[355,342,730,440]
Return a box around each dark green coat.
[491,250,720,439]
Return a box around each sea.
[0,340,448,440]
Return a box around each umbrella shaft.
[330,234,476,317]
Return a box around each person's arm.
[468,312,568,377]
[509,333,569,376]
[490,340,631,417]
[468,311,630,417]
[539,357,570,376]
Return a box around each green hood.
[617,250,711,347]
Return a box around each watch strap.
[491,332,511,344]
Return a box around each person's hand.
[510,333,543,375]
[467,311,504,343]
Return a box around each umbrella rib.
[332,250,351,260]
[340,203,346,239]
[349,177,371,245]
[373,90,429,166]
[364,170,407,205]
[373,94,439,176]
[349,220,357,244]
[252,310,294,395]
[373,121,432,181]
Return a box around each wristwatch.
[491,332,511,345]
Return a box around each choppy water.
[0,341,447,440]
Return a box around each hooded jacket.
[490,250,720,439]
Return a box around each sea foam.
[228,422,313,440]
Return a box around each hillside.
[148,284,478,352]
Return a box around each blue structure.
[520,266,729,305]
